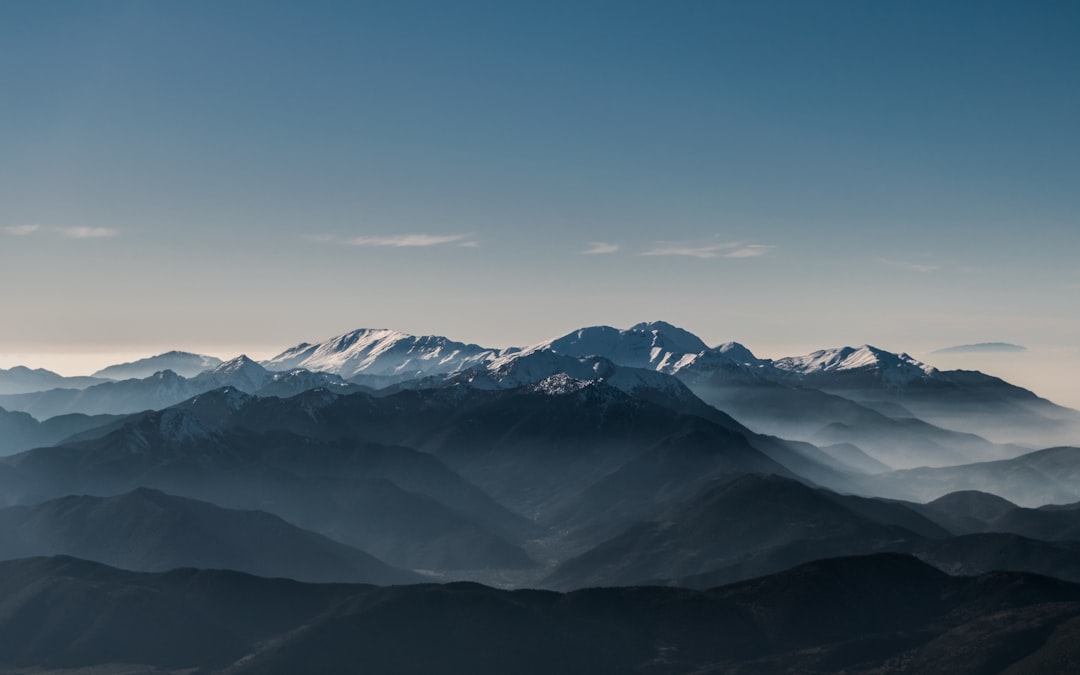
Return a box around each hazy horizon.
[2,323,1077,412]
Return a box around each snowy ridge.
[772,345,938,386]
[528,321,709,372]
[523,322,772,386]
[155,408,217,442]
[192,356,274,392]
[443,349,703,407]
[262,328,499,382]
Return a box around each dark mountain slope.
[914,489,1080,541]
[858,446,1080,507]
[0,488,418,584]
[0,410,533,571]
[0,406,121,456]
[158,384,808,531]
[544,474,931,589]
[2,554,1080,674]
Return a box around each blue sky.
[1,1,1078,403]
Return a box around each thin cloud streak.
[60,227,119,239]
[879,257,940,273]
[580,241,620,255]
[642,241,771,259]
[345,234,472,247]
[3,224,40,236]
[724,244,772,258]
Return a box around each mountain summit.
[263,328,499,383]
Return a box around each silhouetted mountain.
[92,350,223,379]
[908,533,1080,584]
[0,406,123,457]
[692,379,1019,468]
[0,488,418,584]
[914,490,1022,532]
[858,446,1080,507]
[0,409,534,571]
[914,489,1080,541]
[0,366,106,395]
[544,473,941,589]
[1,554,1078,673]
[147,384,822,538]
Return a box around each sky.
[1,1,1078,405]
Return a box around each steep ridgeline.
[0,488,418,584]
[1,554,1079,674]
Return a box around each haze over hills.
[0,356,359,422]
[0,488,419,584]
[91,350,224,379]
[1,319,1080,671]
[4,322,1076,449]
[0,366,107,395]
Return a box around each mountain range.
[1,319,1079,671]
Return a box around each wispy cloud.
[59,227,119,239]
[642,241,772,259]
[4,224,120,239]
[579,241,620,255]
[723,244,772,258]
[2,224,40,236]
[879,257,940,273]
[310,233,479,248]
[346,234,470,247]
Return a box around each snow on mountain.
[154,408,218,442]
[93,351,223,380]
[262,329,499,382]
[442,348,705,409]
[191,355,274,392]
[772,345,938,387]
[257,369,358,397]
[524,322,774,388]
[530,321,708,372]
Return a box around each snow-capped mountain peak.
[772,345,937,386]
[627,320,710,354]
[191,355,274,392]
[711,341,760,364]
[262,328,498,383]
[529,322,709,372]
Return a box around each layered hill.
[0,406,534,571]
[0,554,1078,673]
[0,488,418,584]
